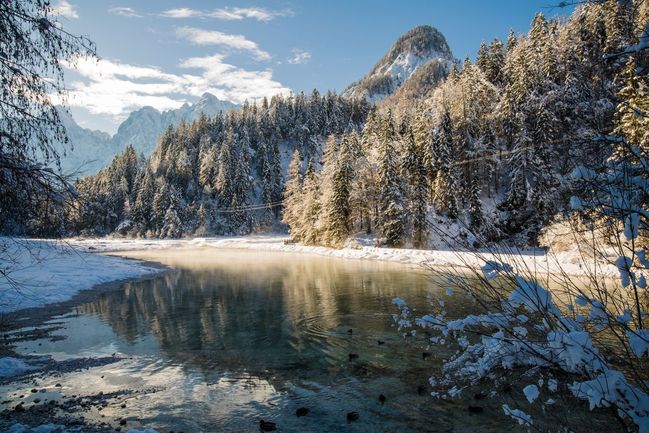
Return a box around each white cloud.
[179,54,290,102]
[60,56,290,121]
[160,7,292,21]
[176,27,271,61]
[288,49,311,65]
[108,7,141,18]
[51,0,79,19]
[160,8,198,18]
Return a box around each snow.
[570,370,649,430]
[0,233,620,318]
[627,330,649,358]
[615,256,633,287]
[376,50,451,87]
[501,405,532,426]
[523,384,539,403]
[508,276,557,314]
[62,235,619,278]
[0,357,37,378]
[481,261,513,280]
[0,238,161,313]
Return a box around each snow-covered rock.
[343,25,454,102]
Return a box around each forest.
[10,1,648,253]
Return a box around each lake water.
[6,248,519,432]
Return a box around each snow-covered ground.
[0,235,617,316]
[0,238,161,313]
[66,235,618,278]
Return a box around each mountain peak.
[384,25,452,61]
[199,92,218,101]
[343,25,454,102]
[191,93,238,114]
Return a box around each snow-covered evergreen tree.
[401,128,428,248]
[323,133,354,246]
[377,111,405,247]
[283,150,303,240]
[299,162,322,245]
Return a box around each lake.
[5,248,517,432]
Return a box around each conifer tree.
[431,110,458,218]
[377,111,405,247]
[299,162,322,245]
[324,134,354,246]
[401,128,429,248]
[283,150,303,240]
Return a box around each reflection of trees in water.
[77,256,436,374]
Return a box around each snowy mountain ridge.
[58,93,238,177]
[343,25,454,102]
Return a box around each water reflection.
[79,250,438,376]
[12,249,519,432]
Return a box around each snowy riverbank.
[67,235,618,278]
[0,235,617,315]
[0,238,161,313]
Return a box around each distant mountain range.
[343,25,455,103]
[57,93,238,176]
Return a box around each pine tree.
[162,185,183,238]
[467,173,483,231]
[131,169,154,234]
[401,128,428,248]
[199,144,218,194]
[431,110,458,218]
[377,111,405,247]
[615,59,649,155]
[151,178,170,235]
[283,150,303,240]
[299,162,322,245]
[323,134,354,246]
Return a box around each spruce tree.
[431,110,458,218]
[300,162,322,245]
[324,134,354,246]
[283,150,303,240]
[377,111,405,247]
[401,129,428,248]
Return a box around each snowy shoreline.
[0,238,163,314]
[1,234,616,315]
[69,234,617,278]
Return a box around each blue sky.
[52,0,575,134]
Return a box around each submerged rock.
[346,411,360,422]
[259,419,277,431]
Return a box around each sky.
[51,0,575,134]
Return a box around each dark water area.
[5,249,518,432]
